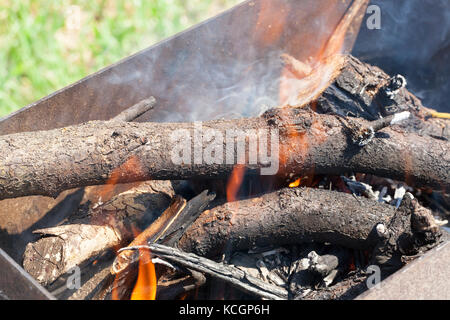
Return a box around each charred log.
[0,105,448,201]
[316,56,450,140]
[145,243,289,300]
[178,188,441,262]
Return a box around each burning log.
[111,190,216,275]
[0,57,448,200]
[178,188,441,264]
[22,180,174,286]
[316,56,450,140]
[0,104,448,201]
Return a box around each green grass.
[0,0,240,117]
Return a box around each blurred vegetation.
[0,0,240,117]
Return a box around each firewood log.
[0,107,448,200]
[0,57,448,200]
[22,180,174,286]
[178,188,441,262]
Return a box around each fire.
[130,248,157,300]
[289,178,301,188]
[98,155,146,202]
[227,165,246,202]
[276,1,368,181]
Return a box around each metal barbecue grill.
[0,0,448,300]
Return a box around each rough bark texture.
[0,107,448,200]
[22,180,174,286]
[0,55,448,200]
[178,188,441,259]
[178,188,395,257]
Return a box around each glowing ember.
[130,248,157,300]
[429,110,450,119]
[289,178,301,188]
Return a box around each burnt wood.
[0,56,449,200]
[178,188,441,259]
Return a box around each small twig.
[112,97,156,122]
[371,111,411,131]
[119,244,288,300]
[347,111,410,146]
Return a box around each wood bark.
[0,56,448,200]
[22,180,174,286]
[111,97,156,122]
[0,107,448,200]
[178,188,441,259]
[317,56,450,139]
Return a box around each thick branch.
[0,107,448,200]
[178,188,440,258]
[1,55,449,199]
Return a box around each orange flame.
[130,248,157,300]
[98,155,146,202]
[289,178,301,188]
[226,165,246,202]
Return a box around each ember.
[289,178,301,188]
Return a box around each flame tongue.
[226,165,246,202]
[111,197,187,300]
[111,196,187,275]
[130,248,157,300]
[289,178,301,188]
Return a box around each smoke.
[99,0,362,123]
[353,0,450,112]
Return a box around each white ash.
[259,247,290,257]
[151,257,178,270]
[376,223,387,237]
[307,251,339,278]
[390,111,410,125]
[378,186,388,203]
[433,216,449,227]
[323,269,339,287]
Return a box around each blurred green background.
[0,0,240,118]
